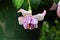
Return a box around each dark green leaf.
[21,0,29,10]
[12,0,24,9]
[53,0,59,4]
[30,0,40,9]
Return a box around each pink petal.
[23,23,28,29]
[27,16,32,24]
[22,17,28,29]
[57,1,60,17]
[31,18,38,25]
[22,16,38,30]
[49,2,57,11]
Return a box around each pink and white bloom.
[49,1,60,18]
[22,16,38,30]
[57,1,60,17]
[49,2,57,11]
[18,9,46,30]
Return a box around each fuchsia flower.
[57,1,60,17]
[18,9,46,30]
[49,2,57,11]
[48,1,60,18]
[22,16,38,30]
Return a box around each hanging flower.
[49,2,57,11]
[57,1,60,17]
[22,16,38,30]
[18,9,46,30]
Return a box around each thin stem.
[28,0,32,12]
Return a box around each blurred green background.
[0,0,60,40]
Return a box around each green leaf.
[53,0,59,4]
[21,0,29,10]
[30,0,40,9]
[42,21,49,32]
[12,0,24,9]
[41,0,53,5]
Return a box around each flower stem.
[28,0,32,13]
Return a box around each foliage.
[0,0,60,40]
[12,0,24,9]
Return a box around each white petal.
[18,17,23,25]
[35,25,38,28]
[17,9,32,17]
[33,10,46,21]
[57,1,60,17]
